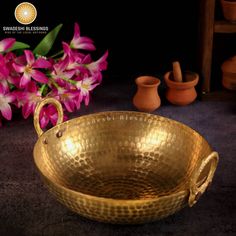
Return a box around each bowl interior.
[34,112,211,200]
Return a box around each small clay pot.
[221,0,236,22]
[133,76,161,112]
[221,56,236,90]
[164,71,199,106]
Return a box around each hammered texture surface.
[33,111,212,224]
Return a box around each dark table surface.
[0,80,235,236]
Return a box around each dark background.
[1,0,236,89]
[0,2,236,235]
[0,1,199,79]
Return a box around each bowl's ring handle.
[188,151,219,207]
[34,97,64,137]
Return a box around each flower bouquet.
[0,23,108,128]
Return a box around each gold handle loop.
[188,151,219,207]
[34,97,64,137]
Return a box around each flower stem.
[50,50,64,58]
[61,77,76,85]
[39,84,47,94]
[50,78,60,89]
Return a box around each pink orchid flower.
[62,42,87,71]
[0,54,9,77]
[0,55,10,90]
[4,51,16,61]
[0,53,20,89]
[51,56,75,82]
[86,51,108,80]
[51,87,79,112]
[0,84,15,126]
[70,23,96,51]
[39,105,57,128]
[75,76,99,105]
[0,24,108,129]
[16,81,42,119]
[5,53,21,87]
[63,42,98,80]
[0,38,15,53]
[39,104,68,129]
[13,50,51,88]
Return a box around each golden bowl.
[33,98,219,224]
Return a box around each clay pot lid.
[221,56,236,73]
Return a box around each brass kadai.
[33,98,219,224]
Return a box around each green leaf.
[9,83,15,90]
[8,41,30,51]
[33,24,63,56]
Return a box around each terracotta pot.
[133,76,161,112]
[164,71,199,106]
[221,56,236,90]
[221,0,236,22]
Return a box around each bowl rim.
[34,110,208,141]
[33,110,212,203]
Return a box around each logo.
[15,2,37,25]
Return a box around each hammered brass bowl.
[33,98,219,224]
